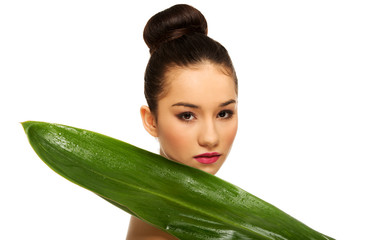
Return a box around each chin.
[198,166,220,175]
[166,155,220,175]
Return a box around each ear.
[140,105,158,137]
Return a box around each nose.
[198,120,219,149]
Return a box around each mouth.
[193,152,221,164]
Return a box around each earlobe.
[140,105,158,137]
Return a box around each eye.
[217,110,233,119]
[177,112,196,121]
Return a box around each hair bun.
[143,4,208,54]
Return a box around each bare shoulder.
[126,216,179,240]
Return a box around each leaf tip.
[21,121,34,131]
[21,121,44,135]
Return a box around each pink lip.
[193,152,221,164]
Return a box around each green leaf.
[22,121,334,240]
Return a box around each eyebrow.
[171,99,236,108]
[220,99,237,107]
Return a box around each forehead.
[162,63,237,104]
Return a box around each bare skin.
[126,63,238,239]
[126,216,179,240]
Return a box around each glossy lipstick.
[194,152,221,164]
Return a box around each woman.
[127,4,238,239]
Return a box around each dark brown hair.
[143,4,237,114]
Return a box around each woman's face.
[152,62,238,175]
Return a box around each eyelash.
[218,110,234,119]
[177,112,196,122]
[177,110,234,122]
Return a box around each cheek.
[158,121,193,155]
[221,119,238,147]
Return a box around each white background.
[1,1,365,239]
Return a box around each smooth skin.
[126,62,238,240]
